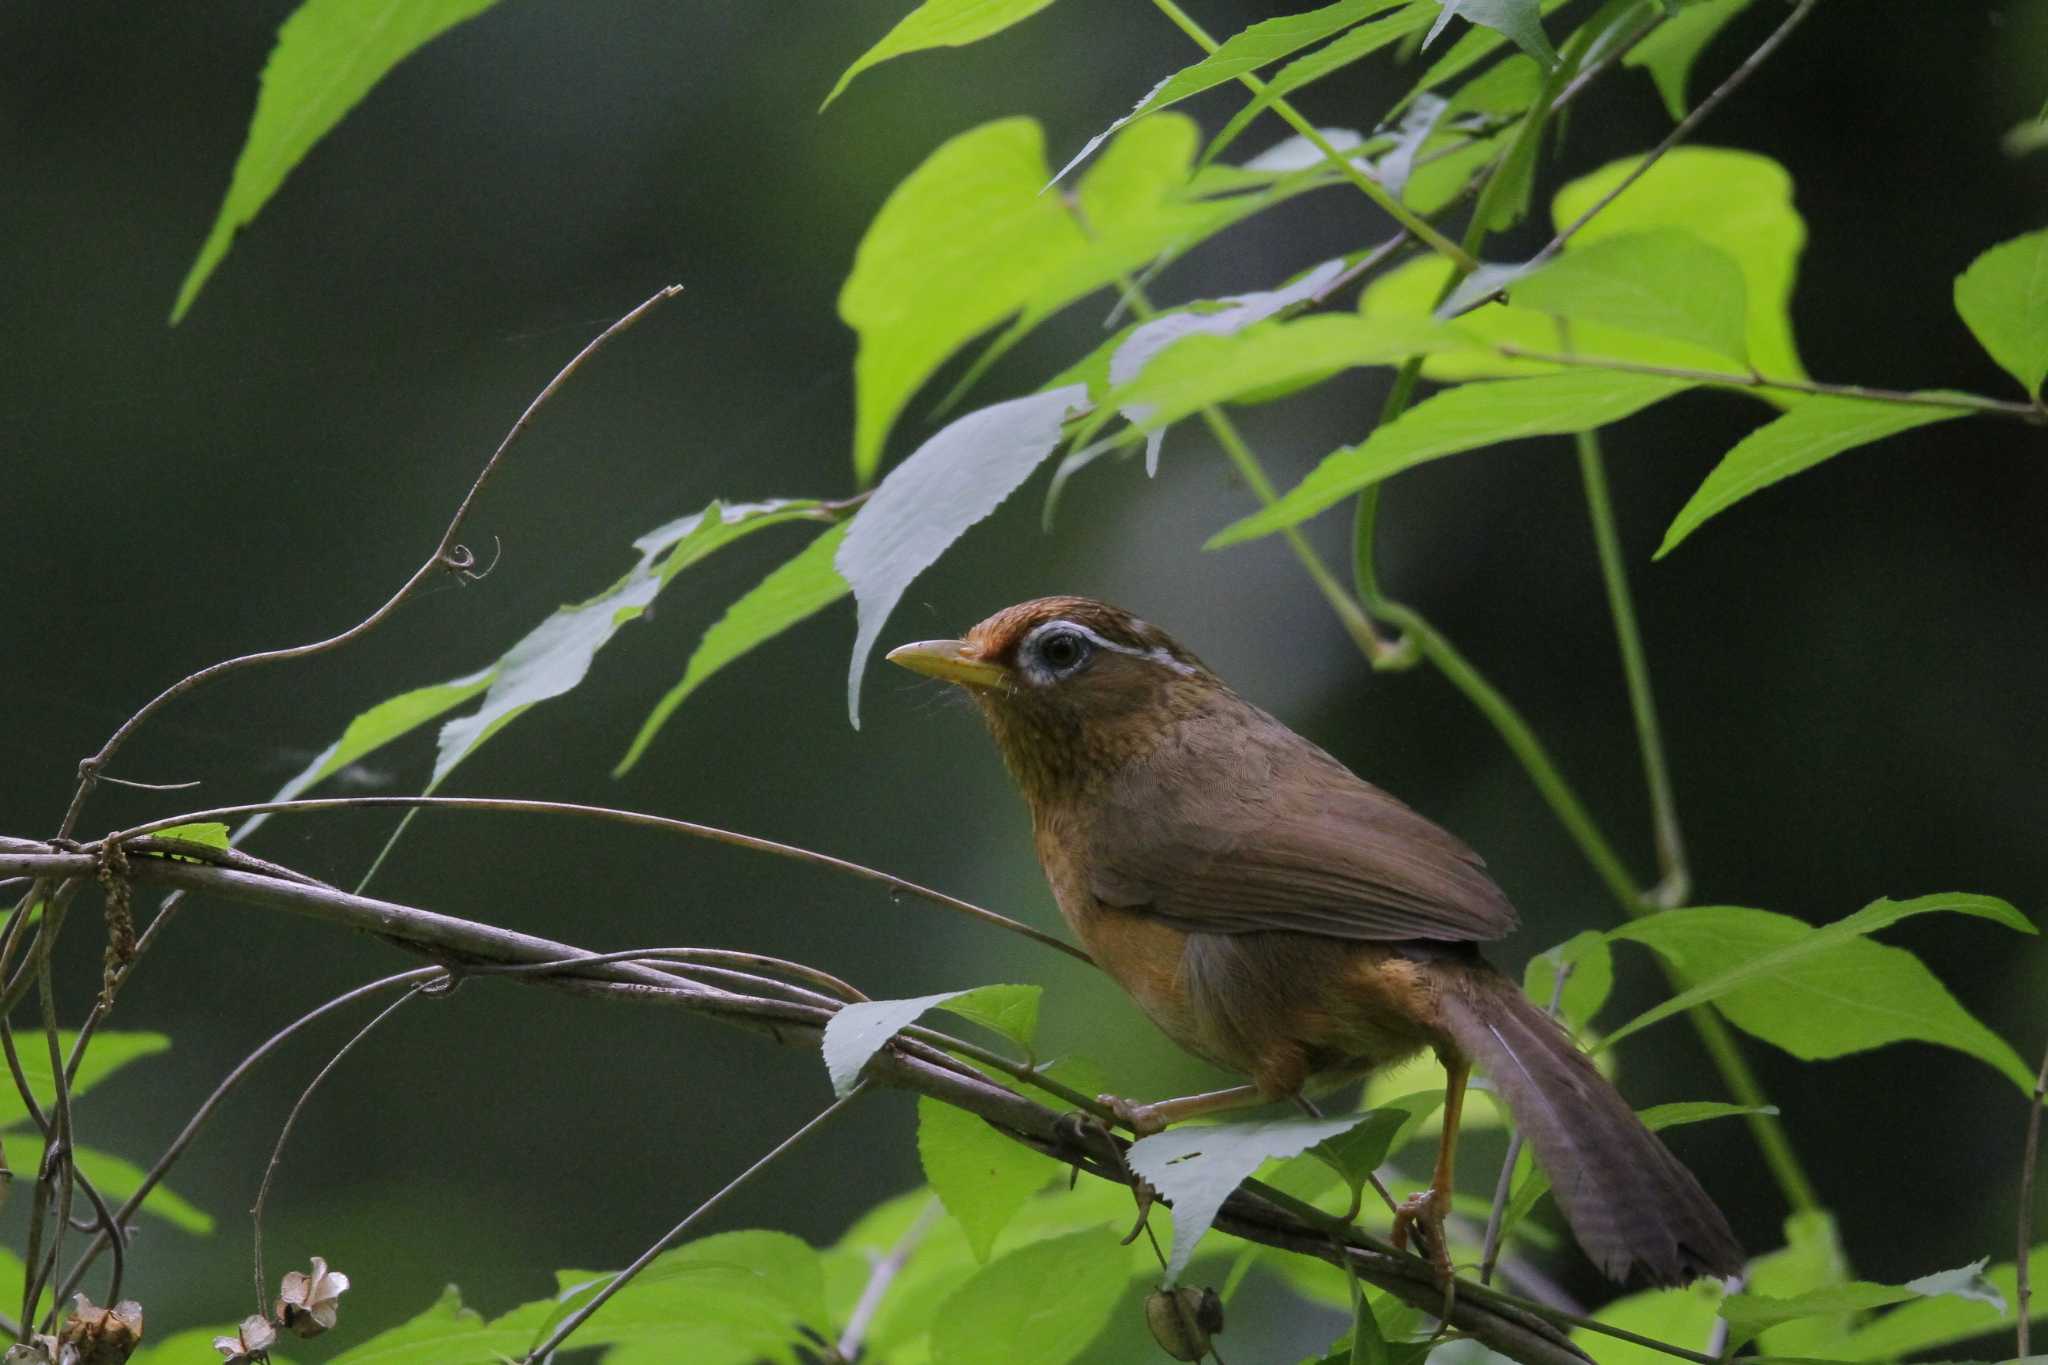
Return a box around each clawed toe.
[1098,1092,1168,1136]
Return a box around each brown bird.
[887,596,1742,1287]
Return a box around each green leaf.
[1304,1107,1412,1206]
[326,1286,532,1364]
[1743,1210,1853,1356]
[149,821,230,849]
[1953,226,2048,397]
[841,119,1087,483]
[172,0,501,323]
[0,1029,170,1127]
[1569,1278,1725,1364]
[132,1328,296,1365]
[1050,0,1405,183]
[1208,371,1691,546]
[616,522,849,774]
[432,501,824,785]
[1604,895,2038,1090]
[1512,228,1750,362]
[1551,146,1808,381]
[1424,0,1559,70]
[1656,396,1965,557]
[1127,1112,1382,1282]
[1521,928,1614,1032]
[839,383,1086,725]
[10,1129,214,1236]
[937,983,1043,1049]
[823,0,1062,110]
[1204,2,1443,165]
[527,1231,828,1360]
[1625,0,1757,119]
[1721,1259,2005,1349]
[1105,314,1474,434]
[929,1225,1131,1365]
[1837,1244,2048,1358]
[917,1096,1058,1261]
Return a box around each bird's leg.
[1392,1051,1469,1282]
[1099,1084,1268,1137]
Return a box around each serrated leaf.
[839,384,1086,725]
[1837,1244,2048,1358]
[1209,371,1691,546]
[1050,0,1405,184]
[1953,226,2048,397]
[1512,228,1750,362]
[1656,396,1965,557]
[172,0,501,323]
[823,990,972,1096]
[616,522,849,774]
[1721,1259,2005,1350]
[1204,2,1444,165]
[1424,0,1559,70]
[1603,895,2037,1090]
[325,1286,528,1364]
[929,1224,1132,1365]
[1128,1112,1379,1282]
[1521,928,1614,1031]
[1552,146,1808,381]
[823,0,1062,110]
[917,1096,1057,1261]
[1625,0,1757,119]
[841,119,1087,483]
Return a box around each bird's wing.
[1083,705,1518,943]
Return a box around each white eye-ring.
[1035,627,1090,673]
[1020,619,1195,683]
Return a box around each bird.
[886,595,1742,1287]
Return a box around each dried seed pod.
[1143,1286,1225,1361]
[58,1295,143,1365]
[275,1255,351,1337]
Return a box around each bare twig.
[250,979,434,1311]
[98,794,1091,964]
[52,285,684,842]
[520,1087,867,1362]
[836,1198,943,1362]
[2021,1041,2048,1356]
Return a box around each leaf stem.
[1576,431,1688,906]
[1495,346,2047,422]
[2020,1041,2047,1357]
[1143,0,1479,271]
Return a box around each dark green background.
[4,1,2044,1357]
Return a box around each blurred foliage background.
[3,0,2045,1356]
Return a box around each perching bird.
[887,596,1741,1286]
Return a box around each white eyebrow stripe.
[1024,619,1197,676]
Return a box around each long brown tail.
[1437,966,1744,1287]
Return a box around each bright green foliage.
[1569,1275,1725,1363]
[1208,371,1692,546]
[1739,1209,1853,1356]
[1521,927,1615,1032]
[823,0,1064,110]
[1720,1257,2004,1349]
[533,1232,832,1360]
[1512,228,1751,362]
[1837,1243,2048,1358]
[1604,894,2037,1089]
[148,820,230,849]
[928,1225,1130,1364]
[916,1096,1057,1260]
[1101,315,1475,433]
[1127,1111,1388,1281]
[1626,0,1757,118]
[324,1286,533,1363]
[1953,226,2048,398]
[840,384,1086,724]
[935,982,1042,1048]
[1656,397,1965,557]
[131,1328,295,1365]
[1301,1106,1411,1206]
[60,1142,214,1234]
[617,522,849,774]
[172,0,502,322]
[1050,0,1407,183]
[840,120,1087,484]
[1423,0,1559,70]
[1552,146,1808,380]
[1391,0,1573,116]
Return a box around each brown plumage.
[888,596,1742,1287]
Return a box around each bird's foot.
[1390,1188,1454,1283]
[1097,1092,1169,1137]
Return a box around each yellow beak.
[885,639,1009,689]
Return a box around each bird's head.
[887,596,1223,801]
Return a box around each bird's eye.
[1035,628,1090,674]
